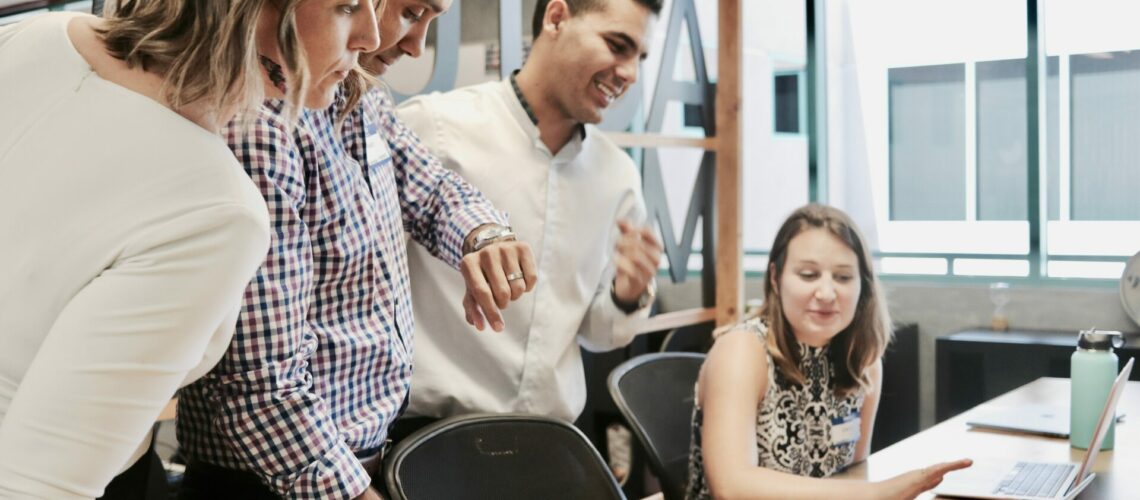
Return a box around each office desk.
[834,378,1139,499]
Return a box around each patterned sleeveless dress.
[685,319,866,499]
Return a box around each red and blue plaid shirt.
[177,87,506,498]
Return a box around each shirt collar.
[509,70,586,140]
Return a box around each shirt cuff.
[284,441,372,500]
[585,285,652,351]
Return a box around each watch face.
[477,226,503,243]
[472,225,513,252]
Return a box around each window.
[888,63,966,221]
[1043,0,1140,278]
[774,71,803,134]
[827,0,1140,281]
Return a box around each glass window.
[976,58,1027,221]
[774,72,802,134]
[827,0,1028,268]
[1069,50,1140,221]
[888,63,965,221]
[1044,0,1140,267]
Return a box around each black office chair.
[658,320,715,353]
[384,413,626,500]
[608,352,706,500]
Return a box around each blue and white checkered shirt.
[177,86,506,499]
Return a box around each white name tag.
[363,116,390,170]
[830,413,861,446]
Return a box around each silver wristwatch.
[467,224,516,253]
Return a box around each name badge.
[830,411,861,446]
[363,115,390,170]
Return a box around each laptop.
[933,358,1133,500]
[966,404,1070,438]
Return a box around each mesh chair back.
[659,321,715,353]
[608,352,705,500]
[384,413,625,500]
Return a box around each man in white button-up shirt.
[396,0,664,425]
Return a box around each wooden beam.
[633,307,716,334]
[715,0,743,327]
[604,132,717,150]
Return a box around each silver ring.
[506,271,525,281]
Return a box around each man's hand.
[612,220,662,307]
[460,240,537,332]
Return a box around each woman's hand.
[873,459,973,499]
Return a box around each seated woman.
[686,204,971,500]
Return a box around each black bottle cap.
[1077,328,1124,351]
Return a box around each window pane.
[889,63,966,221]
[976,59,1027,221]
[952,258,1030,277]
[774,73,801,133]
[1047,260,1127,279]
[1070,50,1140,220]
[880,257,948,276]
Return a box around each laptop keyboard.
[994,462,1075,498]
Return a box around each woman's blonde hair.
[748,204,892,397]
[97,0,309,121]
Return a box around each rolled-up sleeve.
[376,90,507,267]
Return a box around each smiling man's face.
[541,0,653,124]
[360,0,451,76]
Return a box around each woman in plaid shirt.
[177,1,536,499]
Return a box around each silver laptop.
[966,403,1070,438]
[934,358,1133,500]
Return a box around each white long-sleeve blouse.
[0,13,270,498]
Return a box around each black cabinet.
[936,329,1140,422]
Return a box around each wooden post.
[715,0,743,327]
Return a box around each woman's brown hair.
[97,0,308,121]
[757,203,892,397]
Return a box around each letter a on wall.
[641,0,716,288]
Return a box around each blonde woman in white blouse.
[0,0,371,497]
